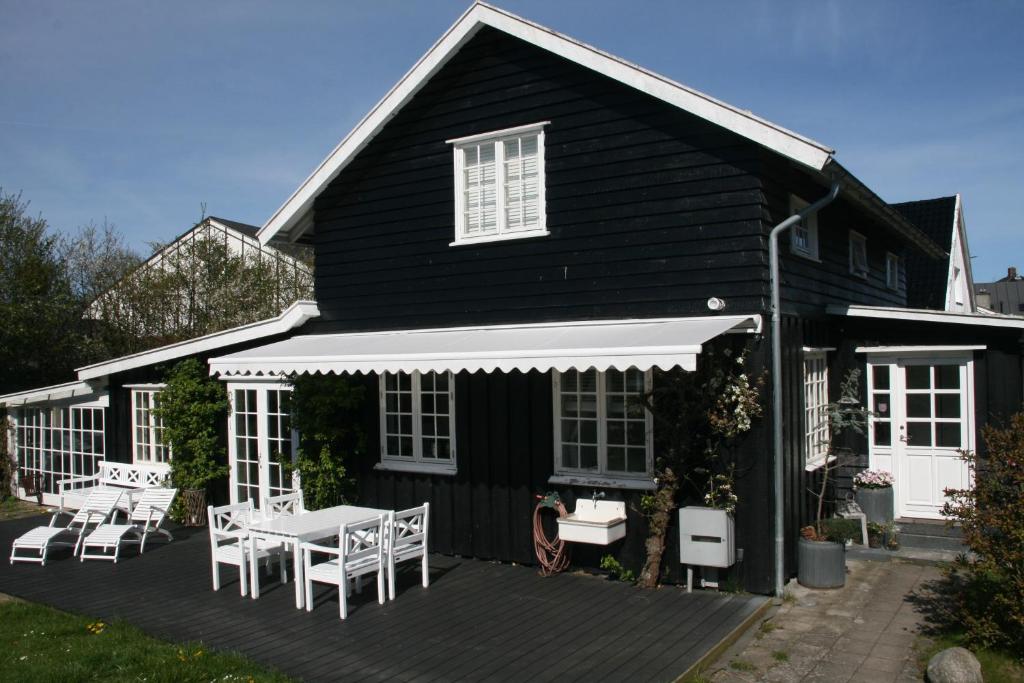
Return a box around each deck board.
[0,516,765,682]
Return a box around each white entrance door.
[867,355,974,520]
[227,383,297,510]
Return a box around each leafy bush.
[942,413,1024,653]
[157,359,229,493]
[599,554,636,583]
[802,517,860,544]
[287,374,366,510]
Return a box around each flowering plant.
[853,468,894,489]
[703,471,738,514]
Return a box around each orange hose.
[533,498,570,576]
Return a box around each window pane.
[872,365,890,390]
[626,448,647,473]
[607,447,625,473]
[937,423,961,448]
[935,365,960,390]
[562,444,578,469]
[935,394,960,419]
[906,394,931,418]
[873,422,891,447]
[907,422,932,447]
[579,445,598,469]
[872,393,890,417]
[906,366,930,390]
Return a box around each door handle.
[898,425,908,443]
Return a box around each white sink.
[556,499,627,545]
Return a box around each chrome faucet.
[592,490,605,503]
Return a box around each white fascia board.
[257,2,833,244]
[75,300,320,382]
[828,304,1024,329]
[855,345,985,354]
[0,381,104,407]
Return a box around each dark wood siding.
[354,351,778,595]
[761,156,912,314]
[310,27,768,333]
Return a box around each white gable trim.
[257,2,834,244]
[76,300,320,381]
[944,194,976,313]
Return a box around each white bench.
[58,461,170,517]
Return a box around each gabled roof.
[893,194,974,309]
[257,1,835,245]
[208,216,259,237]
[893,196,958,309]
[76,300,320,381]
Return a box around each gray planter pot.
[797,537,846,588]
[856,486,894,525]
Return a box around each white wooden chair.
[9,488,123,565]
[263,491,304,518]
[80,487,178,563]
[387,503,430,601]
[208,501,288,597]
[301,515,386,619]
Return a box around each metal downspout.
[770,181,841,598]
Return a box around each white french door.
[227,382,297,510]
[867,354,974,520]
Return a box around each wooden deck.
[0,515,766,682]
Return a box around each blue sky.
[1,1,1021,281]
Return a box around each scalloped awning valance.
[207,315,761,378]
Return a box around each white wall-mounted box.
[679,506,735,568]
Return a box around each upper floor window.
[789,195,819,260]
[802,351,829,468]
[552,368,653,482]
[849,231,868,279]
[448,122,549,245]
[379,371,456,473]
[130,386,170,464]
[885,252,900,290]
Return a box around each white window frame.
[377,371,457,475]
[789,195,819,260]
[129,384,170,465]
[849,230,869,279]
[448,121,549,246]
[550,369,655,489]
[802,349,830,470]
[885,252,900,290]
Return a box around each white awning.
[208,315,761,378]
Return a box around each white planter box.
[679,506,735,568]
[556,499,627,545]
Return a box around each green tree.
[0,190,81,393]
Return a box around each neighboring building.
[87,216,314,353]
[6,3,1023,595]
[975,267,1024,315]
[894,195,976,312]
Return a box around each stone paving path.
[707,559,941,683]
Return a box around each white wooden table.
[247,505,390,609]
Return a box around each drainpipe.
[770,181,840,599]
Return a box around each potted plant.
[867,521,885,548]
[156,359,229,526]
[798,369,870,588]
[853,468,894,525]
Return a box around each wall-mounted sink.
[556,499,627,545]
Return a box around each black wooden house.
[6,3,1022,595]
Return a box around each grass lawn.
[0,598,294,682]
[0,497,53,521]
[918,633,1024,683]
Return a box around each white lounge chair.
[9,488,124,565]
[80,487,178,563]
[387,503,430,601]
[301,515,386,619]
[208,500,288,597]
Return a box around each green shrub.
[943,413,1024,653]
[286,374,366,510]
[157,359,229,496]
[817,517,860,545]
[599,554,636,583]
